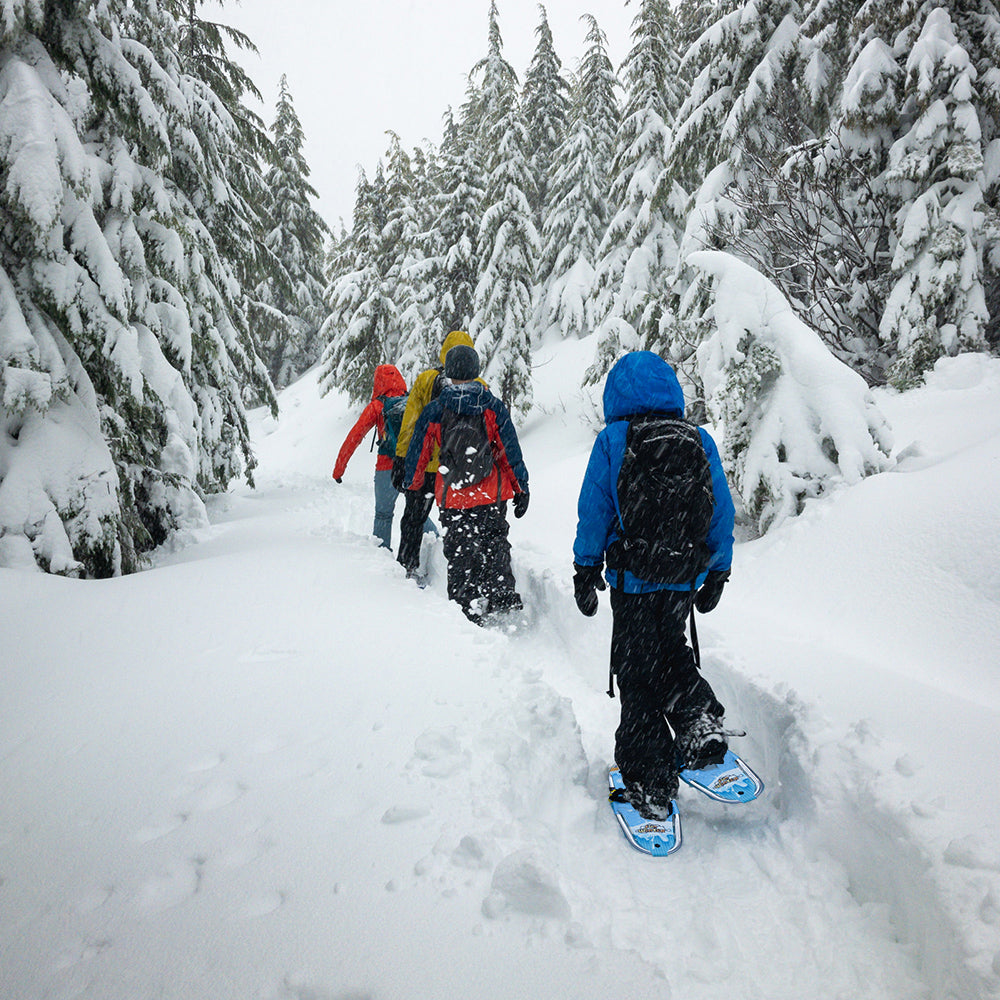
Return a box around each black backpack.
[610,414,714,585]
[438,408,496,493]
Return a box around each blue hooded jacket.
[573,351,734,592]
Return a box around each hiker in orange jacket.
[332,364,410,550]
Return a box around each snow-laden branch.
[689,251,894,534]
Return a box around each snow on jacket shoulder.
[404,381,528,509]
[573,351,735,593]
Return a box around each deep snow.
[2,343,1000,1000]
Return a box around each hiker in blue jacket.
[573,351,735,820]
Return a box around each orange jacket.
[333,365,407,477]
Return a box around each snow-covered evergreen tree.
[522,4,570,239]
[257,75,329,388]
[415,109,484,373]
[0,0,273,577]
[878,6,992,387]
[586,0,681,383]
[380,132,422,369]
[392,140,443,379]
[470,3,539,414]
[318,167,394,403]
[537,15,620,339]
[689,250,893,534]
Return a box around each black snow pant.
[396,476,437,573]
[440,503,521,622]
[610,586,724,797]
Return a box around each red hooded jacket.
[333,365,408,478]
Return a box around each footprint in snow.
[135,859,201,914]
[238,890,287,919]
[187,752,225,773]
[177,778,246,813]
[381,805,430,824]
[411,727,470,778]
[134,813,188,844]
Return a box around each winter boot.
[676,712,728,770]
[618,774,678,821]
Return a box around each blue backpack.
[377,394,409,458]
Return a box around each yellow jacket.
[396,331,481,472]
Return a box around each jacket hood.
[372,364,407,399]
[439,380,489,416]
[439,330,475,366]
[603,351,685,423]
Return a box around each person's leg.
[610,588,680,810]
[647,590,727,769]
[397,484,436,572]
[422,475,439,537]
[372,468,398,549]
[611,587,727,806]
[478,503,521,613]
[440,508,482,620]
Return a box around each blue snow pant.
[372,468,399,549]
[610,587,725,798]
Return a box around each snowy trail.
[2,468,940,1000]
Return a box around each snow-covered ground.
[3,344,1000,1000]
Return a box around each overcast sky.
[223,1,637,229]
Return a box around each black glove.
[694,569,730,613]
[391,456,406,491]
[513,490,529,518]
[333,476,343,484]
[573,563,606,617]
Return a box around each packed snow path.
[5,356,1000,1000]
[0,476,982,999]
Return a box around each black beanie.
[444,344,480,380]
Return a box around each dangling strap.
[607,567,624,699]
[690,581,702,672]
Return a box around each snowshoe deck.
[608,766,681,856]
[679,750,764,803]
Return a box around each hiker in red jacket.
[332,364,411,550]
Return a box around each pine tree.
[379,131,421,368]
[392,140,443,379]
[690,250,893,534]
[586,0,681,382]
[170,0,278,350]
[318,166,394,403]
[414,109,485,375]
[470,2,538,414]
[877,4,992,385]
[257,75,330,388]
[522,4,571,237]
[0,0,273,577]
[537,15,620,339]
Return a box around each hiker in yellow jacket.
[392,331,481,579]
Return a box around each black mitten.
[391,456,407,491]
[694,569,730,613]
[573,563,606,617]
